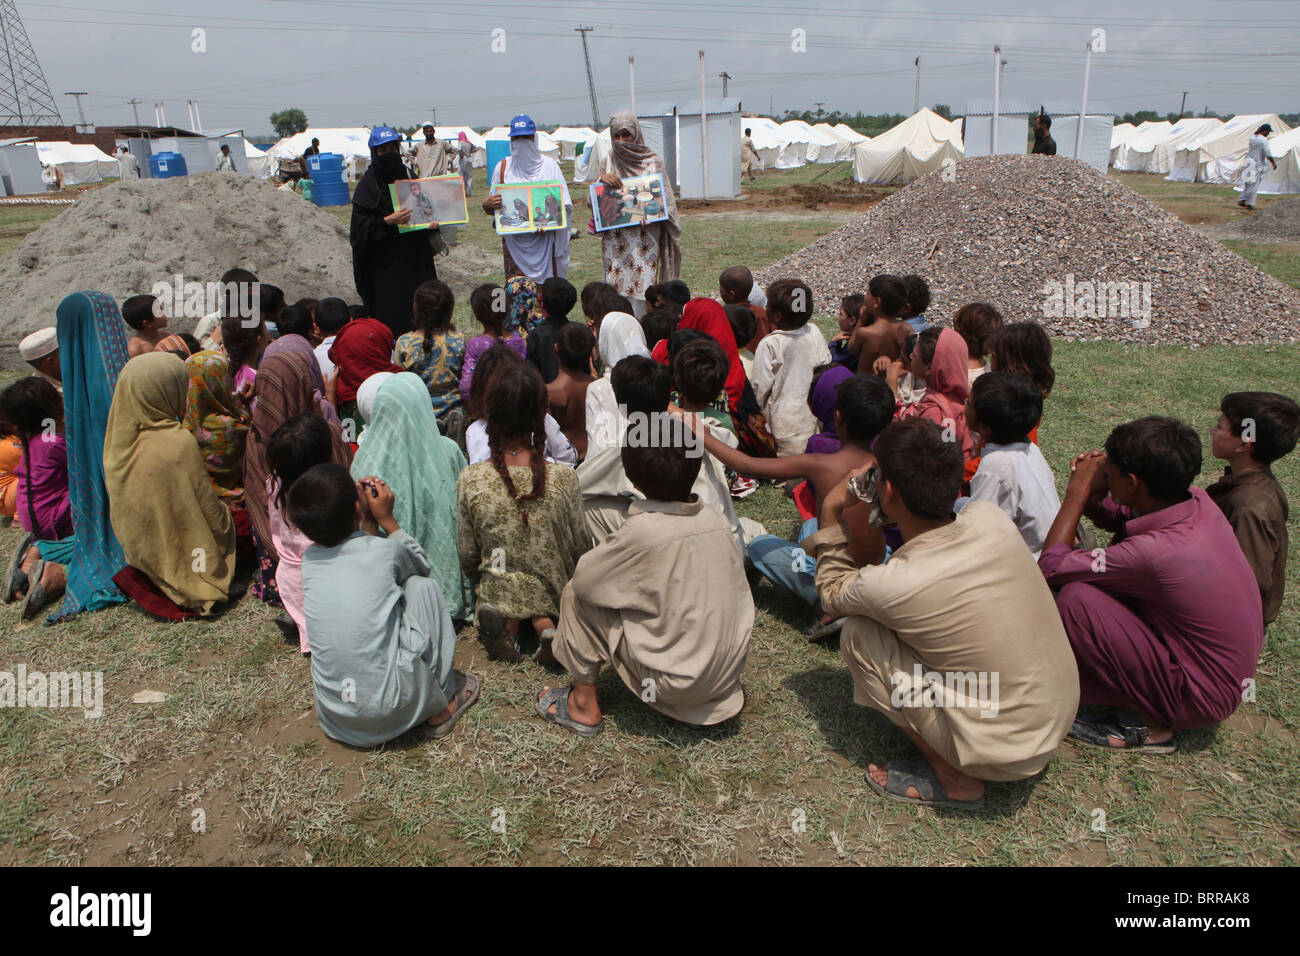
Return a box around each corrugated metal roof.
[1040,101,1115,118]
[0,137,37,147]
[964,99,1035,116]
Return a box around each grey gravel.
[756,154,1300,344]
[1214,195,1300,242]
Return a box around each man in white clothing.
[1238,123,1278,211]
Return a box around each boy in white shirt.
[751,279,831,456]
[960,372,1060,557]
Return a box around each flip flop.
[423,671,481,739]
[476,603,520,662]
[804,616,846,643]
[19,559,50,621]
[1069,710,1176,755]
[864,756,986,811]
[3,531,34,603]
[535,685,603,737]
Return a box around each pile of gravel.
[0,172,492,351]
[756,154,1300,344]
[1215,195,1300,241]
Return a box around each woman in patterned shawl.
[183,350,251,506]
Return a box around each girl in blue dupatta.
[49,291,131,621]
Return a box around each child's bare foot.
[537,684,601,726]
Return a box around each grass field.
[0,163,1297,865]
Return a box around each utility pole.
[431,106,437,127]
[992,45,1001,153]
[814,101,825,119]
[128,97,141,125]
[699,50,709,198]
[629,57,636,115]
[191,99,203,132]
[575,26,600,128]
[64,91,89,131]
[1075,39,1094,160]
[913,57,920,113]
[719,71,731,98]
[1179,90,1188,118]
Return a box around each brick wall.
[0,125,117,154]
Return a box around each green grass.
[1,160,1298,866]
[1221,240,1300,289]
[1111,171,1286,227]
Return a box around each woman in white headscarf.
[595,111,682,318]
[354,370,396,445]
[583,312,649,455]
[481,114,572,282]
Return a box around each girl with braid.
[456,362,591,662]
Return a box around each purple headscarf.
[804,365,854,455]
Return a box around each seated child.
[395,280,466,431]
[847,274,909,371]
[719,266,770,351]
[457,362,591,662]
[537,415,753,735]
[896,328,976,461]
[290,465,479,746]
[0,377,71,618]
[1207,391,1299,628]
[467,345,576,466]
[723,304,757,379]
[656,279,691,317]
[526,277,578,384]
[272,302,315,345]
[460,283,526,400]
[699,375,895,636]
[312,297,351,378]
[546,324,596,461]
[122,293,169,357]
[268,413,341,652]
[751,279,832,457]
[579,280,616,331]
[221,313,269,396]
[987,320,1054,444]
[829,293,865,368]
[874,329,931,409]
[900,274,933,332]
[259,285,286,338]
[960,372,1060,557]
[579,355,747,554]
[674,337,735,442]
[952,301,1004,387]
[640,307,678,353]
[1039,417,1265,752]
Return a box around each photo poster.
[589,172,669,232]
[493,181,569,235]
[388,174,468,233]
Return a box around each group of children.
[1,261,1295,810]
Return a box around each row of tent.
[1110,113,1299,193]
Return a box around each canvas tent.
[243,139,272,178]
[1236,125,1300,194]
[1109,122,1137,165]
[1109,120,1173,171]
[549,126,597,161]
[832,123,869,145]
[1122,117,1221,175]
[1168,113,1292,184]
[34,141,119,184]
[270,128,373,180]
[745,116,803,169]
[811,123,857,161]
[573,128,611,184]
[779,120,842,164]
[853,108,964,185]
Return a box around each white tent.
[779,120,841,164]
[745,116,802,169]
[549,126,597,161]
[1132,117,1222,175]
[853,108,964,185]
[270,127,373,180]
[433,126,487,168]
[1108,122,1136,165]
[573,128,610,184]
[811,123,857,161]
[1109,120,1172,171]
[482,126,561,161]
[832,123,869,145]
[1168,113,1293,184]
[34,141,118,184]
[243,138,273,179]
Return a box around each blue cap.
[368,126,402,149]
[509,114,536,138]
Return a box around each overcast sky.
[20,0,1300,135]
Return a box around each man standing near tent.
[117,146,140,179]
[1238,123,1278,211]
[741,127,760,182]
[415,121,453,178]
[350,126,442,337]
[1032,114,1056,156]
[216,144,236,172]
[481,114,572,282]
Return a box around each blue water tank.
[149,151,188,178]
[310,181,351,207]
[485,140,509,180]
[308,152,344,177]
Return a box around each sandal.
[476,603,520,662]
[534,627,558,665]
[804,616,846,643]
[535,685,603,737]
[423,671,481,739]
[4,532,34,602]
[1069,709,1176,754]
[19,559,51,621]
[864,756,985,811]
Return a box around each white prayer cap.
[420,120,436,130]
[18,327,58,361]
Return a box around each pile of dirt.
[0,172,493,349]
[1215,195,1300,241]
[756,155,1300,344]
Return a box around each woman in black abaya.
[350,126,443,338]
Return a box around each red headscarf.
[896,328,975,459]
[651,297,746,412]
[329,318,400,404]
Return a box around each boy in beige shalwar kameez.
[538,420,753,734]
